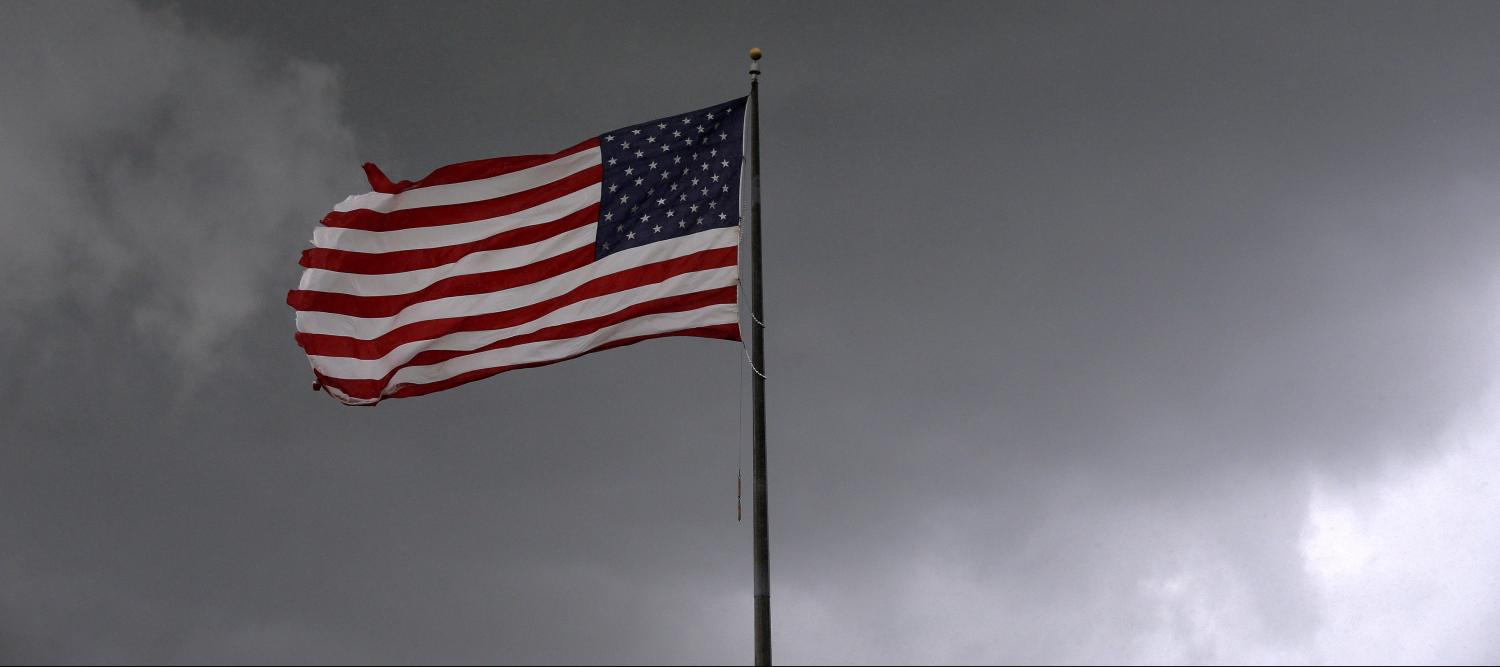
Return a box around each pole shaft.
[748,55,771,667]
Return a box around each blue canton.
[596,97,747,258]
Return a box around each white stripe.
[298,224,597,297]
[384,303,738,390]
[333,147,601,213]
[310,266,738,380]
[322,385,379,406]
[314,185,600,253]
[295,226,741,339]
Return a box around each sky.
[3,1,1500,664]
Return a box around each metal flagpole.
[747,46,772,667]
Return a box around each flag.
[288,98,747,405]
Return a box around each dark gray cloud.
[4,1,1500,664]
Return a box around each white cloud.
[0,2,356,372]
[1300,398,1500,664]
[769,383,1500,666]
[1127,388,1500,665]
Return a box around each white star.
[710,149,718,157]
[679,194,688,202]
[603,242,610,250]
[682,117,692,124]
[632,129,642,135]
[608,157,618,166]
[723,184,731,192]
[646,136,657,144]
[635,150,644,158]
[691,177,700,186]
[662,144,671,151]
[627,231,636,240]
[608,184,618,193]
[624,167,634,175]
[619,195,629,204]
[684,138,694,146]
[678,220,687,228]
[719,212,727,220]
[652,224,662,233]
[707,112,715,120]
[701,163,710,170]
[708,201,718,208]
[665,210,674,218]
[721,159,730,168]
[656,198,666,205]
[689,204,699,212]
[604,212,614,221]
[697,125,706,133]
[616,224,623,232]
[641,213,651,222]
[720,132,728,140]
[660,171,670,179]
[657,122,667,129]
[634,177,644,186]
[711,174,720,182]
[701,187,710,196]
[648,161,658,170]
[604,134,614,141]
[669,183,678,191]
[673,156,682,164]
[696,217,704,225]
[620,141,629,149]
[673,130,682,138]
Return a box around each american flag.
[288,98,747,405]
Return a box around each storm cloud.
[3,1,1500,664]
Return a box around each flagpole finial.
[749,47,762,61]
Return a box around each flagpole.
[747,46,772,667]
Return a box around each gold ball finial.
[749,47,762,61]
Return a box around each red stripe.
[325,165,602,232]
[329,287,737,396]
[288,245,595,318]
[295,246,739,359]
[361,137,600,195]
[380,324,741,402]
[299,205,598,275]
[315,290,739,401]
